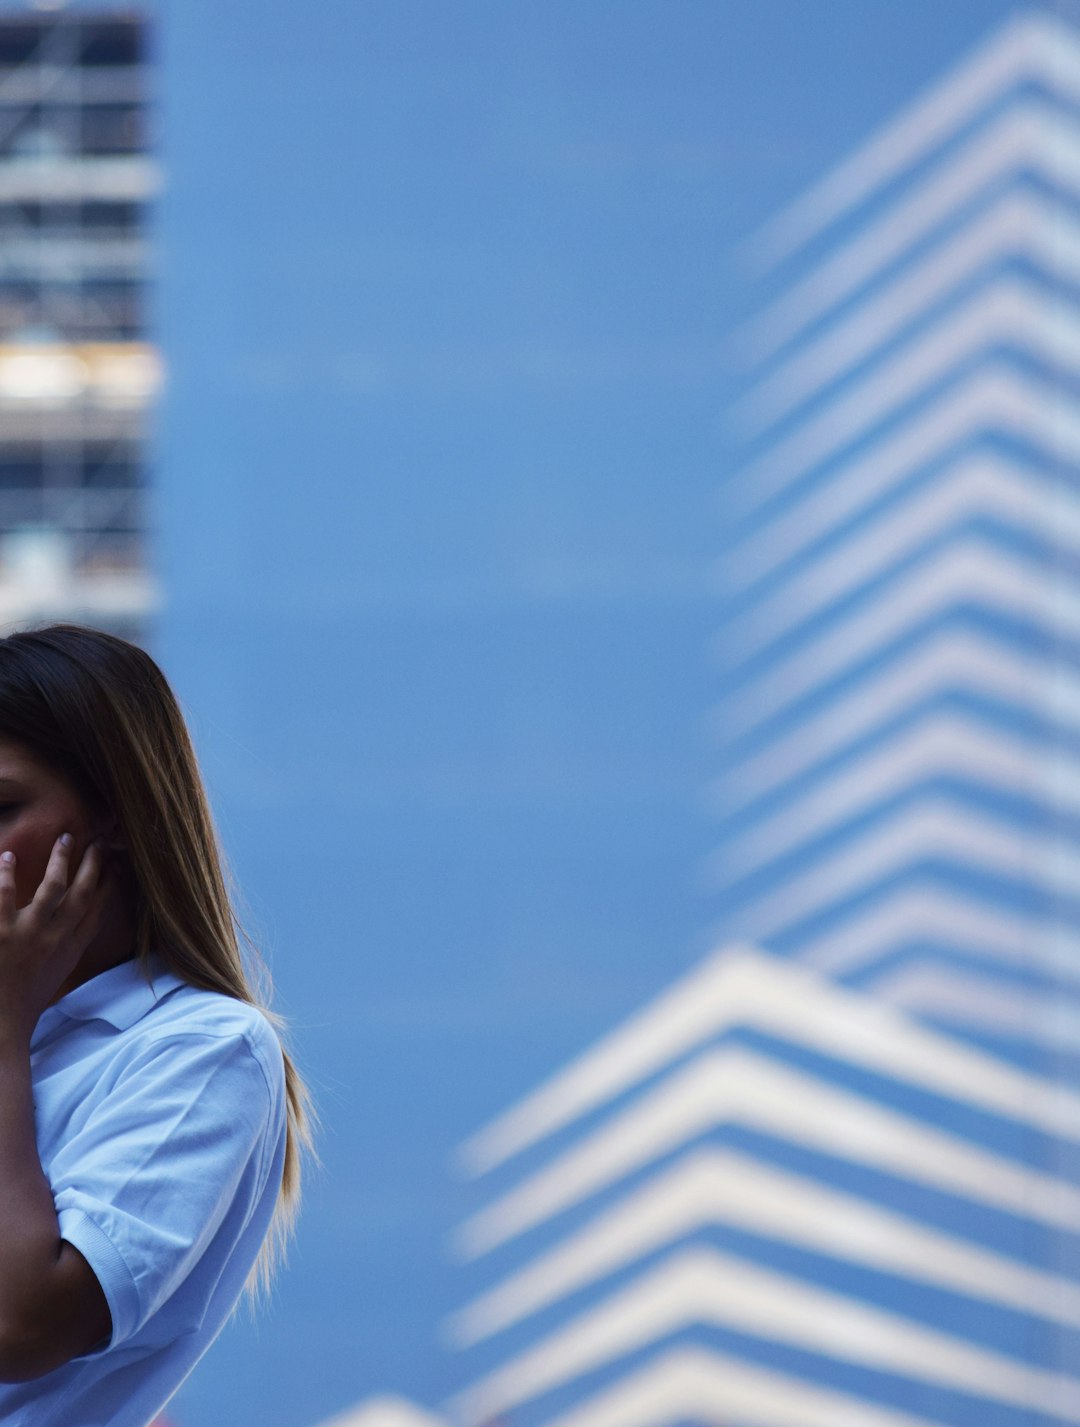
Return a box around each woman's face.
[0,737,104,908]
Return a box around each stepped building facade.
[0,6,158,637]
[438,13,1080,1427]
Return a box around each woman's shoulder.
[133,960,286,1101]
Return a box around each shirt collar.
[40,953,186,1034]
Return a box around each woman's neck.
[48,860,137,1004]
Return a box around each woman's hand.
[0,836,106,1045]
[0,832,114,1379]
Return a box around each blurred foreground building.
[0,6,158,637]
[431,12,1080,1427]
[442,950,1080,1426]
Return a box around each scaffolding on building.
[0,3,159,639]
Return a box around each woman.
[0,623,314,1427]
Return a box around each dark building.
[0,4,157,638]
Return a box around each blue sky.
[145,3,1019,1423]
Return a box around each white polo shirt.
[0,954,288,1427]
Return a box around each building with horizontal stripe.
[441,14,1080,1426]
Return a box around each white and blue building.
[440,13,1080,1426]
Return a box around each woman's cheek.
[8,836,52,908]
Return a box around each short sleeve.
[49,1029,282,1352]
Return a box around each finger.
[29,833,73,920]
[0,850,16,926]
[62,839,105,926]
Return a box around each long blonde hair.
[0,622,315,1298]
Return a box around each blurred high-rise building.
[433,13,1080,1427]
[711,9,1080,1071]
[0,5,158,638]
